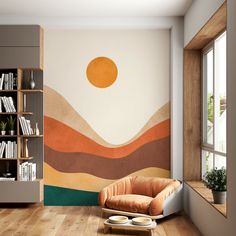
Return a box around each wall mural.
[44,29,170,205]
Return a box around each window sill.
[185,181,226,217]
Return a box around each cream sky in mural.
[44,29,170,145]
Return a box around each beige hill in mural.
[44,86,170,147]
[44,163,169,192]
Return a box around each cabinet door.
[0,180,43,202]
[0,47,41,69]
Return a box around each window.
[202,32,227,178]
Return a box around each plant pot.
[212,190,226,204]
[1,131,6,135]
[9,130,15,135]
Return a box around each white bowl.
[109,215,129,224]
[132,217,152,226]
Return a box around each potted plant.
[204,167,227,204]
[0,121,7,135]
[7,115,16,135]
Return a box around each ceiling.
[0,0,193,17]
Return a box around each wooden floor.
[0,206,201,236]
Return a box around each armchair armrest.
[98,177,133,207]
[149,180,181,216]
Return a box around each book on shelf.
[0,73,17,90]
[19,116,34,135]
[0,141,6,158]
[0,141,17,159]
[19,162,36,181]
[0,96,16,112]
[0,177,15,181]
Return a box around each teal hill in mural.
[44,185,99,206]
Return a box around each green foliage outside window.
[207,92,226,124]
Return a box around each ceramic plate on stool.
[132,217,152,226]
[109,215,128,224]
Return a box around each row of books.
[0,96,16,112]
[19,116,33,135]
[19,162,36,181]
[0,177,15,181]
[0,73,17,90]
[0,141,17,158]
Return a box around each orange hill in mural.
[44,86,170,148]
[44,116,170,158]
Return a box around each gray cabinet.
[0,25,44,203]
[0,25,43,69]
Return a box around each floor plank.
[0,206,201,236]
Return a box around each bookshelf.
[0,68,43,203]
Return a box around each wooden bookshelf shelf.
[0,157,33,160]
[20,89,43,93]
[19,157,33,160]
[0,180,16,182]
[0,90,18,92]
[0,135,43,138]
[19,112,33,115]
[0,89,43,93]
[0,112,33,115]
[19,178,43,182]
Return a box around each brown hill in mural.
[45,116,170,158]
[44,86,170,148]
[44,136,170,179]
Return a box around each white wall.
[45,29,170,145]
[0,17,184,181]
[0,16,184,180]
[170,19,184,180]
[184,1,236,235]
[184,0,224,46]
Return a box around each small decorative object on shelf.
[23,94,27,112]
[29,70,35,89]
[35,122,40,135]
[204,167,227,204]
[7,115,16,135]
[0,121,7,135]
[22,138,29,158]
[2,161,12,179]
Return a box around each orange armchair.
[99,176,182,219]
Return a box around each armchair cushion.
[132,176,177,197]
[149,180,181,215]
[99,177,132,207]
[106,194,153,214]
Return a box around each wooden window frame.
[183,1,227,217]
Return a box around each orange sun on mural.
[86,57,118,88]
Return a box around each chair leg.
[104,226,111,234]
[150,229,154,236]
[102,210,108,219]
